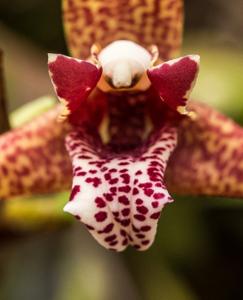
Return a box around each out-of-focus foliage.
[10,95,56,128]
[1,193,71,232]
[0,25,56,111]
[186,35,243,124]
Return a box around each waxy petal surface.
[63,0,183,60]
[48,54,102,119]
[147,55,200,114]
[65,124,177,251]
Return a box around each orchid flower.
[0,0,243,252]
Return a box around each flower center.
[97,40,154,92]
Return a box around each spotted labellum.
[0,0,243,251]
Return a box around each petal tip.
[48,53,58,64]
[189,54,200,64]
[63,201,75,214]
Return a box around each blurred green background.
[0,0,243,299]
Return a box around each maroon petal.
[64,124,177,251]
[48,54,102,120]
[147,55,200,114]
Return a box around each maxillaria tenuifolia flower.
[0,0,243,251]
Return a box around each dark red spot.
[95,211,107,222]
[93,177,102,187]
[101,167,108,172]
[85,177,101,187]
[78,155,92,159]
[103,193,113,202]
[118,162,129,166]
[69,185,80,201]
[110,187,117,193]
[105,234,117,242]
[104,173,111,180]
[121,208,130,217]
[136,234,145,239]
[74,166,82,172]
[142,240,150,245]
[6,154,16,163]
[85,224,95,230]
[120,173,130,184]
[121,219,130,226]
[136,199,143,205]
[1,166,8,176]
[153,193,165,199]
[136,205,148,214]
[102,223,114,233]
[109,241,118,246]
[118,195,129,205]
[152,201,159,208]
[141,225,151,232]
[134,214,146,221]
[118,185,131,193]
[150,212,161,219]
[109,178,119,184]
[144,189,154,197]
[132,188,139,195]
[76,171,87,176]
[95,197,106,208]
[89,169,97,174]
[122,239,128,246]
[139,183,152,188]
